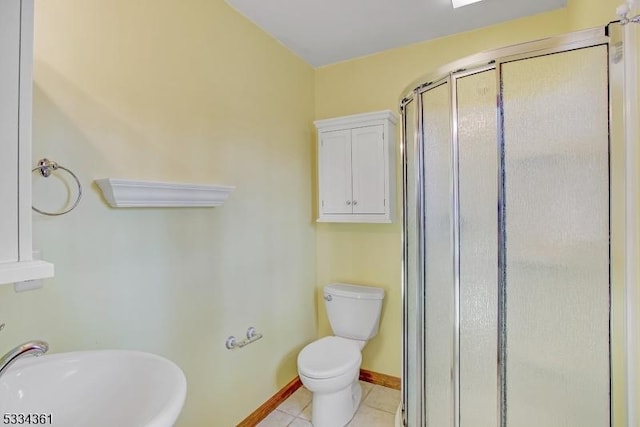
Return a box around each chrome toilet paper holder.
[225,327,263,350]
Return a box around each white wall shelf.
[95,178,235,208]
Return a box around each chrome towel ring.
[32,158,82,216]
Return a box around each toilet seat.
[298,336,361,379]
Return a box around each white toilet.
[297,283,384,427]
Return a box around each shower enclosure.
[400,27,625,427]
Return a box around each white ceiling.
[225,0,567,67]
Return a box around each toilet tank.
[324,283,385,341]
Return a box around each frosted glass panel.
[456,70,498,427]
[403,98,420,427]
[502,46,610,427]
[421,82,453,427]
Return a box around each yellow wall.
[0,0,316,425]
[314,0,625,383]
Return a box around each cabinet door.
[319,129,352,214]
[351,125,385,214]
[0,0,21,264]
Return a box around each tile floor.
[257,381,400,427]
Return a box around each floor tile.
[288,418,312,427]
[298,402,312,421]
[362,385,401,414]
[268,383,399,427]
[348,404,396,427]
[277,387,313,417]
[359,380,374,399]
[256,409,295,427]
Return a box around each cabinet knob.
[353,200,358,206]
[346,200,351,205]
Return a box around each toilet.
[297,283,384,427]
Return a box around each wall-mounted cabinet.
[0,0,54,285]
[315,110,397,223]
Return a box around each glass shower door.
[400,30,612,427]
[402,97,421,427]
[421,81,455,427]
[456,69,499,427]
[501,45,610,427]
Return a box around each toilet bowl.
[298,337,362,427]
[297,283,384,427]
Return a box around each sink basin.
[0,349,186,427]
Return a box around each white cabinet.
[0,0,53,285]
[315,110,397,223]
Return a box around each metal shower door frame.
[399,26,614,427]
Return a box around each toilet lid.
[298,336,362,379]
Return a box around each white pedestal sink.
[0,350,187,427]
